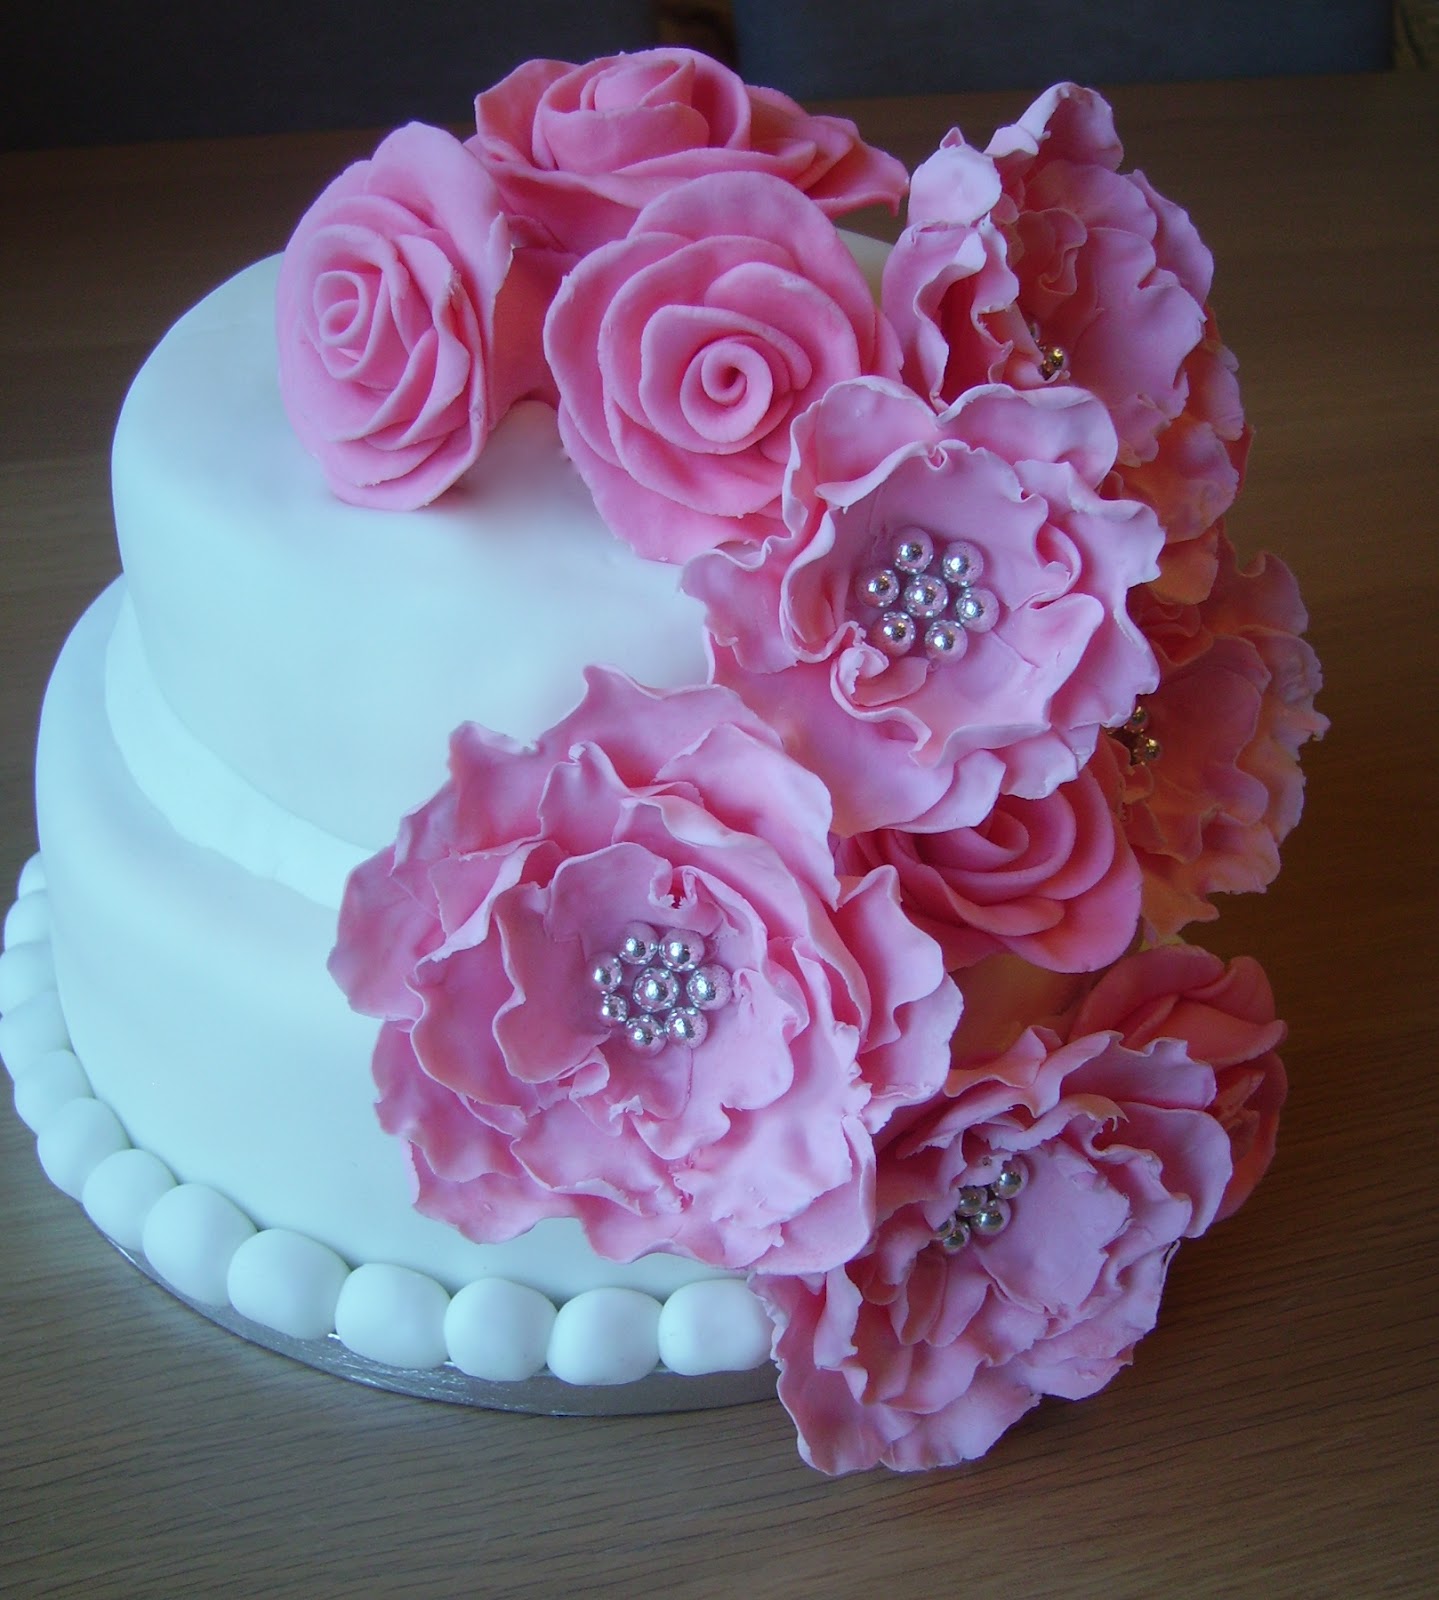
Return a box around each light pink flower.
[687,378,1161,834]
[1112,533,1327,935]
[835,761,1141,972]
[1070,945,1286,1219]
[544,172,900,562]
[469,49,907,257]
[754,1023,1234,1474]
[276,123,515,509]
[330,669,961,1274]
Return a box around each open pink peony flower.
[544,171,900,562]
[276,122,516,509]
[330,669,961,1274]
[1110,533,1327,935]
[834,760,1141,973]
[687,377,1162,834]
[1070,944,1286,1219]
[469,48,907,257]
[754,1021,1235,1474]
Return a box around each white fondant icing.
[0,987,69,1079]
[12,1048,91,1133]
[36,1096,130,1198]
[4,889,50,949]
[657,1279,775,1376]
[445,1278,557,1382]
[227,1228,349,1341]
[548,1289,662,1387]
[17,853,46,898]
[81,1147,176,1250]
[335,1264,450,1369]
[0,938,56,1012]
[112,258,710,848]
[142,1183,257,1305]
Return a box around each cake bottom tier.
[3,584,773,1403]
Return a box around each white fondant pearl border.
[2,855,776,1412]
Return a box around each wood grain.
[2,72,1436,1599]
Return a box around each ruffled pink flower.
[330,669,961,1275]
[835,761,1141,972]
[469,49,907,257]
[754,1022,1234,1473]
[1069,945,1286,1219]
[544,172,901,562]
[276,123,516,509]
[687,378,1161,833]
[1111,533,1327,935]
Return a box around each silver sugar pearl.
[661,930,706,973]
[591,954,625,992]
[633,966,680,1013]
[618,922,659,965]
[992,1159,1027,1200]
[892,528,935,574]
[954,1185,990,1219]
[938,1217,971,1253]
[855,567,900,610]
[599,991,630,1026]
[687,963,732,1011]
[873,610,916,657]
[665,1006,709,1048]
[939,541,983,586]
[971,1202,1011,1238]
[955,587,998,631]
[924,619,965,662]
[626,1015,665,1055]
[902,574,948,620]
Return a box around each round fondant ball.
[445,1278,557,1381]
[334,1264,449,1369]
[228,1229,349,1341]
[0,938,55,1012]
[12,1049,92,1133]
[36,1096,130,1198]
[0,988,69,1079]
[142,1183,257,1305]
[81,1148,176,1250]
[548,1288,661,1386]
[4,892,51,950]
[657,1280,773,1375]
[16,854,46,897]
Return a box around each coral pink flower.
[687,377,1161,834]
[834,762,1141,973]
[544,172,900,562]
[469,49,907,257]
[754,1022,1235,1473]
[330,669,961,1274]
[1112,533,1327,935]
[1069,945,1286,1219]
[276,123,514,509]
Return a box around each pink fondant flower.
[330,669,961,1275]
[687,377,1162,834]
[544,172,901,562]
[276,123,518,510]
[834,760,1141,973]
[1069,945,1286,1220]
[1111,533,1327,935]
[469,49,907,257]
[755,1021,1235,1474]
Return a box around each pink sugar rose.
[834,761,1141,973]
[754,1021,1234,1473]
[1070,945,1286,1220]
[1111,533,1327,935]
[687,377,1162,834]
[544,172,901,562]
[330,669,961,1274]
[276,122,518,510]
[469,49,907,257]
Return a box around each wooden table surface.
[2,70,1436,1599]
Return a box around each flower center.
[1112,701,1163,766]
[853,526,999,665]
[935,1156,1027,1252]
[590,921,733,1054]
